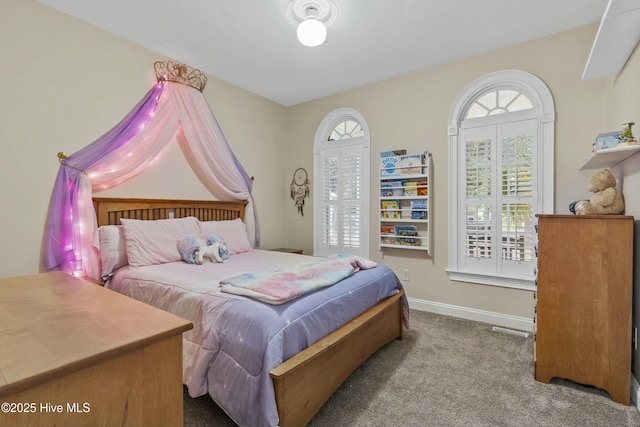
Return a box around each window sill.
[446,269,536,291]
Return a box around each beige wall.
[0,0,287,278]
[284,24,611,321]
[607,44,640,381]
[3,2,638,378]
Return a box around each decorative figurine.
[617,122,637,147]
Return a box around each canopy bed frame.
[92,197,405,427]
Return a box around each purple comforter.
[108,249,406,427]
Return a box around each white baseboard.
[407,297,534,333]
[632,374,640,411]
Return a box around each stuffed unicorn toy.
[177,232,229,265]
[195,240,224,264]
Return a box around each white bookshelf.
[379,151,432,254]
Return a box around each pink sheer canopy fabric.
[45,81,258,280]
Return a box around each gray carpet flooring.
[184,309,640,426]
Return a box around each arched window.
[328,119,364,140]
[465,88,534,118]
[447,70,555,290]
[313,109,370,258]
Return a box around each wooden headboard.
[93,198,247,226]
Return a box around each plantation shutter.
[341,152,361,249]
[461,125,495,273]
[499,119,537,278]
[460,118,537,278]
[317,143,363,256]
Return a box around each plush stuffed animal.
[573,168,625,215]
[195,241,224,264]
[177,233,230,265]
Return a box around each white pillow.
[198,218,252,255]
[95,225,128,280]
[121,217,200,267]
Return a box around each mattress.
[107,249,404,427]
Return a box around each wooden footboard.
[270,289,405,427]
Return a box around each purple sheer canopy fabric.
[45,82,259,279]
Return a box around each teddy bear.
[573,168,625,215]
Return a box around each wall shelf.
[379,151,432,254]
[578,145,640,170]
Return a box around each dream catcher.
[290,167,310,216]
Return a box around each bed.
[92,197,407,427]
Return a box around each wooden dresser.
[0,272,193,427]
[534,214,633,405]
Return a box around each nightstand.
[271,247,304,254]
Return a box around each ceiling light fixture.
[297,7,326,47]
[286,0,337,47]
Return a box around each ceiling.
[37,0,610,107]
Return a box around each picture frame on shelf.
[594,131,622,151]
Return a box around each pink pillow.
[95,225,128,280]
[121,217,200,267]
[198,218,252,255]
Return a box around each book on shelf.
[380,155,400,176]
[394,225,418,246]
[380,151,407,177]
[380,149,407,157]
[410,199,427,219]
[403,180,428,196]
[404,181,418,196]
[417,182,428,196]
[380,225,395,235]
[381,200,400,219]
[380,225,395,244]
[398,231,418,246]
[380,181,395,197]
[399,154,424,174]
[380,180,405,197]
[394,224,417,234]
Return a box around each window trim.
[313,108,371,258]
[447,70,555,290]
